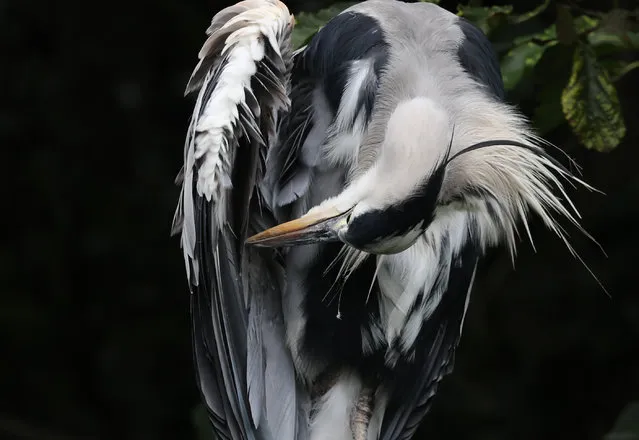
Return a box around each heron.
[172,0,595,439]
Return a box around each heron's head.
[247,97,460,254]
[247,95,587,257]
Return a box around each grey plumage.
[173,1,302,439]
[457,17,506,99]
[173,1,593,439]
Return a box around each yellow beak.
[246,207,349,247]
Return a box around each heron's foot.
[350,386,375,440]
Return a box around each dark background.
[2,0,638,439]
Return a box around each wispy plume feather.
[444,133,606,294]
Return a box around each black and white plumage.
[172,1,593,439]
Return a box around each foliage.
[291,2,358,48]
[488,5,637,152]
[561,42,625,152]
[456,0,551,36]
[293,0,639,152]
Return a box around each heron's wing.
[263,8,390,213]
[380,247,479,440]
[172,2,308,439]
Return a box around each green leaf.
[588,30,639,55]
[500,24,558,91]
[598,8,632,35]
[503,13,596,52]
[456,4,513,35]
[554,10,601,46]
[601,60,639,82]
[419,0,441,4]
[501,39,557,90]
[508,15,597,47]
[561,43,626,152]
[514,26,558,45]
[508,0,551,24]
[574,15,600,34]
[291,2,356,49]
[605,401,639,440]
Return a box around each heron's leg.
[350,385,375,440]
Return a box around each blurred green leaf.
[419,0,441,4]
[291,2,356,48]
[601,59,639,81]
[499,13,602,91]
[589,29,639,56]
[501,40,556,90]
[456,4,513,35]
[574,15,600,34]
[509,0,551,24]
[502,16,597,51]
[612,60,639,80]
[457,1,551,41]
[514,26,558,45]
[553,11,601,45]
[598,8,632,35]
[605,401,639,440]
[561,43,626,151]
[500,23,558,91]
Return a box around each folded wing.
[171,2,308,439]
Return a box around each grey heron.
[172,0,595,439]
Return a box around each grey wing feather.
[247,290,265,426]
[172,1,308,439]
[264,75,317,212]
[265,7,390,214]
[260,266,298,440]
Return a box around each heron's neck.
[352,97,453,211]
[305,97,455,245]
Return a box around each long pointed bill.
[246,207,349,247]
